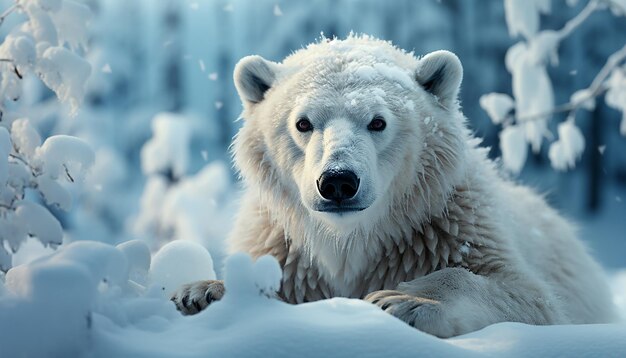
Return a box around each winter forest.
[0,0,625,356]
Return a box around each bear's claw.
[171,280,225,315]
[364,289,441,327]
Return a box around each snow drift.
[1,241,625,357]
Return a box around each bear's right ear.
[234,55,281,106]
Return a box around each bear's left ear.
[234,55,282,106]
[415,50,463,107]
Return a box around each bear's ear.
[415,50,463,107]
[234,55,281,106]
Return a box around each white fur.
[183,35,616,337]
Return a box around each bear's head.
[233,36,469,236]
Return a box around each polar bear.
[172,35,616,337]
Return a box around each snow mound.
[150,240,216,296]
[1,244,625,358]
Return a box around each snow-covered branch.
[502,42,626,124]
[482,0,626,173]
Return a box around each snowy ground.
[1,240,625,358]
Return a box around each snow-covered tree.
[481,0,626,173]
[0,0,93,272]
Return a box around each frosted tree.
[481,0,626,173]
[0,0,94,272]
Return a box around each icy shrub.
[0,0,93,271]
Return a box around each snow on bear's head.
[233,35,469,238]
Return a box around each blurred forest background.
[2,0,624,270]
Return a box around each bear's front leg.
[364,267,564,337]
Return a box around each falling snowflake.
[273,4,283,16]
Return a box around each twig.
[8,153,28,166]
[557,0,600,39]
[0,3,19,27]
[63,164,74,183]
[9,153,39,178]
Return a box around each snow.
[374,62,416,90]
[117,240,151,288]
[10,118,41,158]
[609,0,626,16]
[37,175,72,210]
[160,162,233,247]
[611,271,626,320]
[548,120,585,171]
[150,240,216,296]
[0,127,10,186]
[23,5,59,45]
[19,0,63,12]
[34,134,95,179]
[38,46,92,115]
[527,30,560,66]
[505,41,553,153]
[504,0,551,39]
[273,3,283,16]
[571,88,595,110]
[499,125,528,173]
[13,200,63,246]
[141,113,193,178]
[1,244,625,358]
[49,0,92,50]
[479,93,514,124]
[0,34,37,71]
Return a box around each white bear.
[172,35,616,337]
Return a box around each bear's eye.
[367,115,386,131]
[296,117,313,132]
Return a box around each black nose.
[317,170,360,203]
